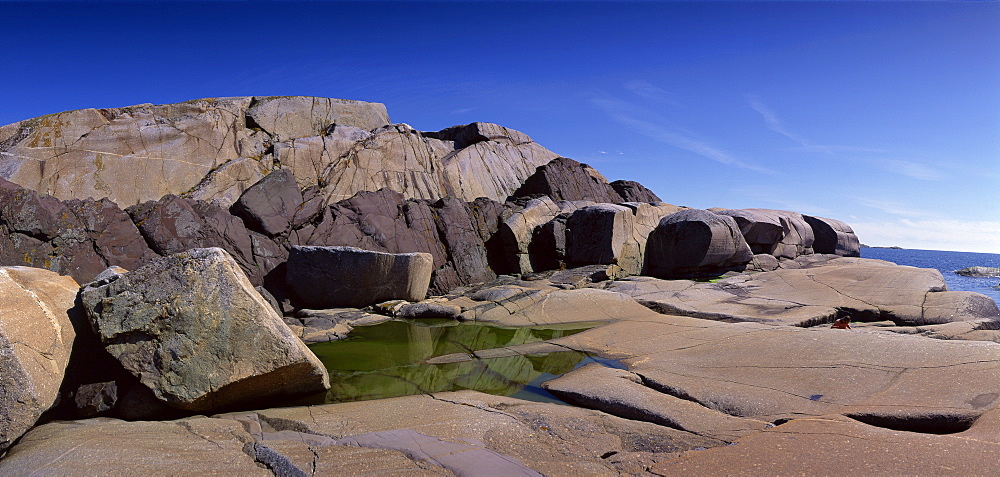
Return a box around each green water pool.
[289,319,617,405]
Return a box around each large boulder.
[712,208,815,259]
[80,248,329,412]
[644,209,753,278]
[566,204,637,272]
[286,246,434,308]
[0,267,78,452]
[314,122,559,203]
[510,157,623,202]
[804,214,861,257]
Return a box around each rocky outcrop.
[510,157,623,202]
[229,168,302,237]
[286,246,434,308]
[0,267,78,453]
[644,209,753,278]
[80,248,330,412]
[610,179,661,203]
[0,97,558,207]
[804,214,861,257]
[0,178,157,283]
[712,208,815,259]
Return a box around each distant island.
[860,244,905,250]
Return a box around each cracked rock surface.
[0,267,79,453]
[0,97,558,208]
[0,391,722,475]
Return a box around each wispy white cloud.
[747,95,888,156]
[852,218,1000,253]
[883,159,947,181]
[624,80,678,104]
[747,95,813,148]
[590,95,775,174]
[854,197,932,219]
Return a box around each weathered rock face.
[566,204,636,270]
[712,208,815,259]
[510,157,623,202]
[562,202,685,276]
[0,97,559,208]
[0,267,78,452]
[286,246,434,308]
[80,248,330,412]
[644,209,753,278]
[0,178,157,284]
[804,214,861,257]
[491,197,592,275]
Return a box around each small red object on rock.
[831,317,852,329]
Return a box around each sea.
[860,247,1000,305]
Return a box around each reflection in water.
[291,320,607,405]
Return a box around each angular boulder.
[80,248,329,412]
[804,214,861,257]
[564,202,684,276]
[644,209,753,278]
[0,267,78,452]
[286,246,434,308]
[230,168,303,237]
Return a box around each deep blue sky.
[3,1,998,252]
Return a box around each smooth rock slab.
[0,417,271,476]
[80,247,329,412]
[286,246,434,308]
[651,414,1000,476]
[609,258,999,326]
[543,363,771,442]
[555,315,1000,424]
[0,267,78,452]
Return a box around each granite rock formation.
[0,97,560,207]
